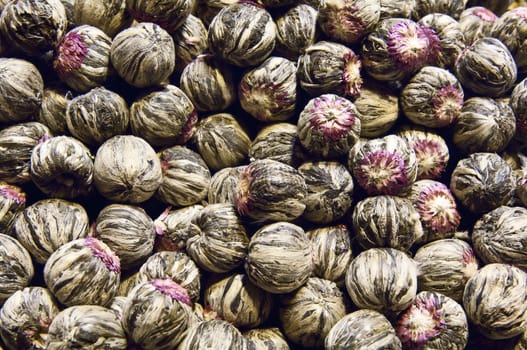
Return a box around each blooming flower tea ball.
[459,6,498,44]
[0,234,34,305]
[73,0,132,37]
[172,15,208,73]
[177,319,246,350]
[37,87,71,135]
[274,4,318,60]
[154,205,204,253]
[0,182,25,236]
[126,0,193,33]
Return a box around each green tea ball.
[459,6,498,44]
[412,0,467,19]
[126,0,193,33]
[380,0,415,18]
[73,0,132,37]
[207,166,245,206]
[491,7,527,75]
[274,4,318,60]
[130,84,197,147]
[37,87,71,135]
[172,14,208,72]
[53,25,112,93]
[30,136,94,199]
[0,58,44,124]
[207,2,276,67]
[94,135,162,203]
[46,305,127,349]
[243,328,289,350]
[0,183,25,236]
[154,205,204,253]
[14,199,89,264]
[111,22,175,88]
[177,320,246,350]
[511,77,527,142]
[157,146,211,207]
[194,0,238,26]
[44,237,120,306]
[245,222,313,294]
[0,234,34,305]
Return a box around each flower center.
[413,139,448,179]
[416,184,460,234]
[309,96,356,142]
[54,31,88,77]
[342,51,363,97]
[0,184,25,204]
[236,166,255,216]
[356,149,409,195]
[473,8,498,22]
[151,278,192,306]
[397,297,446,347]
[84,237,120,273]
[431,85,463,126]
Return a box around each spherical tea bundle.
[73,0,132,37]
[297,94,362,159]
[0,0,67,56]
[191,113,250,171]
[325,309,402,350]
[111,22,175,88]
[463,263,527,339]
[53,25,112,93]
[511,77,527,141]
[239,56,297,123]
[126,0,193,33]
[297,41,363,98]
[449,152,516,214]
[46,305,127,349]
[177,319,246,350]
[459,6,498,44]
[94,204,155,270]
[348,134,418,196]
[235,159,307,223]
[154,205,204,252]
[274,4,318,60]
[414,238,479,302]
[352,195,423,252]
[43,237,120,306]
[66,87,129,147]
[14,198,89,264]
[380,0,415,18]
[245,222,313,294]
[345,247,418,314]
[172,15,208,72]
[243,328,290,350]
[204,273,273,329]
[122,279,193,350]
[30,136,94,199]
[452,97,516,154]
[138,251,201,302]
[0,234,34,305]
[130,84,197,147]
[454,37,517,97]
[94,135,162,203]
[179,54,236,113]
[361,18,440,81]
[186,203,249,273]
[298,161,354,224]
[207,166,245,206]
[37,87,71,135]
[0,183,25,236]
[396,291,469,349]
[466,0,512,16]
[0,58,44,125]
[157,146,211,207]
[0,287,59,350]
[412,0,467,19]
[249,123,305,167]
[207,2,276,67]
[400,66,464,128]
[491,7,527,75]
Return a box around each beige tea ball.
[153,205,204,253]
[0,234,34,305]
[243,328,290,350]
[73,0,132,37]
[177,319,246,350]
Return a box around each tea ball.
[459,6,498,44]
[154,205,204,253]
[126,0,193,33]
[412,0,467,19]
[274,4,318,60]
[111,22,175,88]
[37,87,71,135]
[380,0,415,18]
[0,234,34,305]
[207,166,245,206]
[73,0,132,37]
[511,77,527,141]
[243,328,289,350]
[0,183,25,236]
[94,135,162,203]
[172,14,208,73]
[492,7,527,75]
[177,319,246,350]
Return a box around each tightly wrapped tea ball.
[30,136,94,199]
[396,291,469,349]
[53,25,112,93]
[412,0,467,19]
[467,0,512,16]
[94,204,155,270]
[122,279,194,350]
[73,0,132,37]
[0,0,67,56]
[455,37,517,97]
[157,146,210,207]
[449,152,516,214]
[66,87,129,147]
[361,18,440,81]
[235,159,307,223]
[348,134,418,196]
[44,237,120,306]
[453,97,516,154]
[154,205,204,252]
[94,135,162,203]
[354,81,398,138]
[346,247,418,314]
[138,251,201,302]
[352,195,423,252]
[492,7,527,75]
[401,66,463,128]
[0,234,34,305]
[415,238,479,302]
[511,78,527,141]
[130,85,197,147]
[126,0,193,33]
[111,22,175,88]
[208,166,245,206]
[208,2,276,67]
[239,57,297,123]
[274,4,318,60]
[325,309,402,350]
[204,273,273,328]
[380,0,415,18]
[194,0,239,26]
[459,6,498,44]
[297,41,363,98]
[245,222,313,294]
[318,0,380,45]
[298,161,354,224]
[177,320,246,350]
[0,58,44,124]
[172,15,208,72]
[37,87,71,135]
[243,328,289,350]
[46,305,127,349]
[192,113,250,171]
[0,183,25,236]
[0,287,59,350]
[298,94,361,159]
[463,263,527,339]
[179,54,236,113]
[14,199,89,264]
[187,203,249,273]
